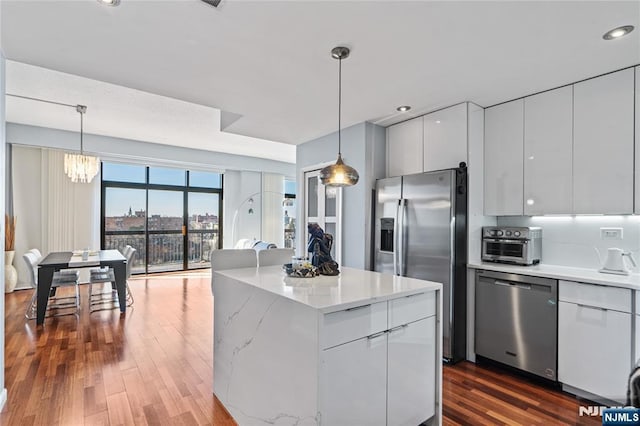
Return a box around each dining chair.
[23,251,80,319]
[28,249,79,281]
[88,245,135,312]
[211,249,257,271]
[258,248,294,267]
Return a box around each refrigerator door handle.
[399,199,407,276]
[394,199,401,276]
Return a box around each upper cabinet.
[423,103,468,171]
[484,99,524,216]
[387,103,469,177]
[484,68,635,216]
[387,116,423,177]
[523,86,573,215]
[573,69,634,214]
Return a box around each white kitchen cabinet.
[387,317,436,426]
[320,292,438,426]
[573,68,634,214]
[523,86,573,214]
[321,333,388,426]
[424,103,468,172]
[484,99,524,215]
[635,66,640,214]
[558,281,632,403]
[387,116,423,177]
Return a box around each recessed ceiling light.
[435,120,441,124]
[603,25,634,40]
[98,0,120,6]
[396,105,411,112]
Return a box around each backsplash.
[497,216,640,273]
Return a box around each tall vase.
[4,251,17,293]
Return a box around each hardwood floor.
[2,272,602,425]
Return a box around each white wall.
[498,215,640,273]
[296,122,386,269]
[223,170,262,248]
[0,44,8,410]
[261,173,285,248]
[8,123,295,177]
[12,146,42,289]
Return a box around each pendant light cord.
[76,104,87,154]
[338,55,342,156]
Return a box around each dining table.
[36,249,127,325]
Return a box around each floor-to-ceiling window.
[283,179,296,249]
[101,162,223,274]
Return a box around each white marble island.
[212,265,443,426]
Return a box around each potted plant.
[5,215,17,293]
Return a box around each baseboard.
[0,388,7,412]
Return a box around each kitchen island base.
[212,266,442,426]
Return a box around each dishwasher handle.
[479,276,551,293]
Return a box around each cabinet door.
[484,99,524,215]
[524,86,573,214]
[636,66,640,214]
[424,103,467,172]
[387,317,436,426]
[319,334,387,426]
[573,69,634,214]
[387,117,423,177]
[558,301,631,403]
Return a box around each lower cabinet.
[320,314,436,426]
[558,281,632,403]
[320,332,387,426]
[388,317,436,425]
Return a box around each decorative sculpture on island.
[307,223,340,276]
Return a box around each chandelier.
[64,105,100,183]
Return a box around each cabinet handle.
[345,304,371,312]
[388,324,408,333]
[405,292,425,298]
[577,303,607,312]
[367,330,387,340]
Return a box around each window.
[284,179,296,249]
[101,162,223,274]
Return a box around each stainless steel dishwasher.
[475,270,558,380]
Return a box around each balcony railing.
[104,232,219,273]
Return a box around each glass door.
[147,190,184,273]
[303,169,342,263]
[187,192,220,269]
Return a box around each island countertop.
[214,265,442,314]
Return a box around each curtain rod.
[6,93,86,111]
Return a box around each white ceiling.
[4,61,296,163]
[2,0,639,148]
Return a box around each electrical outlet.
[600,227,623,240]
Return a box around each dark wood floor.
[1,272,600,425]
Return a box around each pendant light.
[319,46,359,187]
[64,105,100,183]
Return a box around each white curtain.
[262,173,284,248]
[40,149,100,253]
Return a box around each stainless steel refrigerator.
[374,166,467,362]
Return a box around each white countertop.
[468,261,640,290]
[214,265,442,313]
